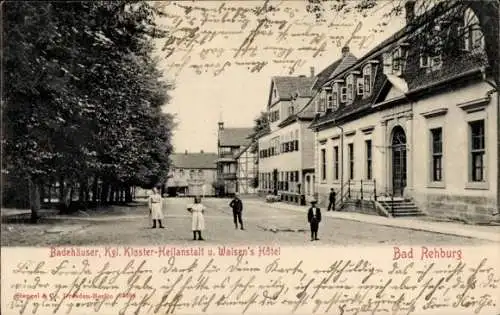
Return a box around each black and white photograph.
[2,0,498,247]
[2,1,500,314]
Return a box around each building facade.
[216,122,257,196]
[166,151,217,197]
[310,1,499,221]
[257,74,317,204]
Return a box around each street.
[1,197,493,246]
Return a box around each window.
[365,140,372,180]
[289,105,294,116]
[346,75,354,104]
[420,54,430,68]
[470,120,485,182]
[363,65,371,95]
[348,143,354,180]
[392,48,401,72]
[383,52,392,74]
[334,146,339,181]
[357,78,364,96]
[318,92,326,112]
[463,8,485,51]
[332,83,339,109]
[327,91,333,109]
[321,148,326,181]
[190,170,195,178]
[431,55,442,70]
[430,128,443,182]
[340,87,347,103]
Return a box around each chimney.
[405,0,416,25]
[310,67,315,78]
[218,121,224,130]
[341,46,350,57]
[185,150,188,154]
[200,150,204,153]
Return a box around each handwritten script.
[2,246,499,315]
[155,0,390,77]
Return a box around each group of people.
[147,187,245,241]
[148,187,339,242]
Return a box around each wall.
[315,111,383,207]
[237,149,257,194]
[411,81,498,221]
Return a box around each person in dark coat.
[307,199,321,241]
[327,188,336,211]
[229,194,244,230]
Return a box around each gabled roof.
[328,53,358,80]
[170,152,217,169]
[313,52,358,90]
[219,127,253,147]
[271,76,315,101]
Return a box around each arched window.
[363,65,372,96]
[463,8,484,51]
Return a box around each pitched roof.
[219,127,253,147]
[273,76,315,99]
[170,152,217,169]
[313,52,358,90]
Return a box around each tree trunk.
[92,176,98,203]
[28,178,41,223]
[110,185,116,204]
[125,185,132,203]
[101,181,110,205]
[59,177,64,204]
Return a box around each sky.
[154,0,405,154]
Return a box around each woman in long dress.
[187,196,205,240]
[148,187,164,229]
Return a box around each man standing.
[307,199,321,241]
[229,194,244,230]
[327,188,336,211]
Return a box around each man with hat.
[229,194,244,230]
[307,198,322,241]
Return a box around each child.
[187,196,206,240]
[307,199,321,241]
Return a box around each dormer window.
[463,8,484,52]
[340,86,347,103]
[346,74,354,104]
[317,91,326,112]
[332,83,339,109]
[362,64,372,97]
[325,87,333,109]
[383,52,392,74]
[356,78,364,96]
[420,53,430,68]
[392,48,401,72]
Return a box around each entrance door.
[272,169,278,195]
[391,126,407,196]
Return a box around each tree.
[3,1,175,221]
[249,111,270,154]
[305,0,498,87]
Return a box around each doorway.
[391,126,407,197]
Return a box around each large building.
[310,1,499,221]
[166,151,217,197]
[216,122,257,196]
[257,51,358,204]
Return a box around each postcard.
[2,1,499,315]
